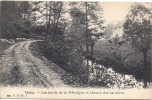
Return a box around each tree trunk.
[86,44,89,53]
[44,1,49,55]
[53,2,63,40]
[91,43,94,73]
[22,3,25,19]
[85,2,89,83]
[143,50,148,88]
[85,1,88,54]
[91,43,94,55]
[86,44,89,77]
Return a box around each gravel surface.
[0,40,68,88]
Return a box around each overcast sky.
[102,2,132,25]
[36,2,151,25]
[102,2,152,25]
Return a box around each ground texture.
[0,40,68,88]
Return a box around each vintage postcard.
[0,1,152,99]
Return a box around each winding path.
[0,40,67,88]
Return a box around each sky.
[36,2,151,26]
[102,2,132,25]
[102,2,152,25]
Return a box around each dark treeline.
[1,1,31,39]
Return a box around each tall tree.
[0,2,1,38]
[87,2,104,54]
[19,1,31,19]
[85,2,104,73]
[123,3,152,87]
[1,1,32,39]
[1,1,21,39]
[68,2,104,77]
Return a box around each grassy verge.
[0,40,13,57]
[29,41,151,87]
[0,38,31,56]
[93,41,149,81]
[30,41,89,87]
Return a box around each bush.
[91,52,147,83]
[43,37,89,83]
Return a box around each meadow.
[93,40,151,82]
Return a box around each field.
[94,40,143,63]
[92,40,146,81]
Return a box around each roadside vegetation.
[0,39,14,56]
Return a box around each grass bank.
[30,41,89,87]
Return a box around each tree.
[31,1,67,39]
[123,3,152,87]
[84,2,104,74]
[68,2,104,75]
[1,1,32,40]
[104,24,114,40]
[1,1,21,39]
[113,34,120,44]
[0,2,1,38]
[18,1,31,19]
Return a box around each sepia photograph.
[0,1,152,99]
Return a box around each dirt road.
[0,40,67,88]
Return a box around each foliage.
[104,24,114,39]
[113,34,120,44]
[123,3,152,51]
[68,2,104,45]
[1,1,32,39]
[2,1,149,88]
[89,64,146,88]
[123,3,152,87]
[43,38,89,83]
[93,41,146,81]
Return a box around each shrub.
[43,37,89,83]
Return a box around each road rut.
[0,40,67,88]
